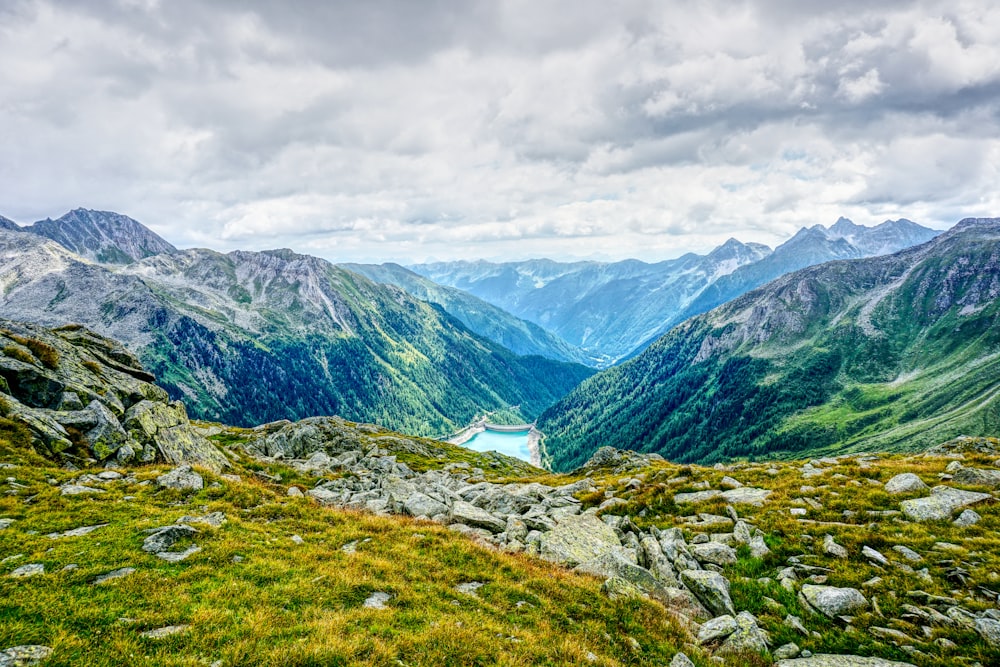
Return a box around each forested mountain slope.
[343,262,593,365]
[538,218,1000,470]
[0,228,592,436]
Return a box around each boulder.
[799,585,868,618]
[0,645,53,667]
[575,551,665,599]
[680,569,735,617]
[697,614,738,644]
[823,534,848,559]
[883,473,928,494]
[125,400,228,472]
[691,541,738,566]
[448,500,506,533]
[899,486,993,521]
[953,509,981,526]
[142,525,198,553]
[539,513,622,567]
[717,611,769,657]
[155,464,203,491]
[775,656,916,667]
[952,466,1000,488]
[402,492,449,519]
[975,617,1000,648]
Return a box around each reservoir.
[463,428,532,461]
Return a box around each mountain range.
[411,218,940,365]
[0,213,591,435]
[537,217,1000,470]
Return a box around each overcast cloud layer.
[1,0,998,262]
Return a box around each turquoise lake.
[462,429,531,461]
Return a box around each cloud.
[0,0,998,263]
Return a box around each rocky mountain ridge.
[538,217,999,470]
[0,231,592,436]
[412,218,940,364]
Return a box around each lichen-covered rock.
[883,473,929,494]
[799,585,868,618]
[0,644,53,667]
[952,466,1000,488]
[775,655,916,667]
[539,513,622,567]
[0,320,225,471]
[680,569,735,617]
[717,611,769,657]
[448,500,506,533]
[899,486,993,521]
[156,464,203,491]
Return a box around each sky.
[1,1,998,264]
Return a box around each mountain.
[0,228,592,436]
[413,240,772,365]
[22,208,178,264]
[342,262,594,365]
[537,218,1000,470]
[412,219,940,364]
[0,215,19,231]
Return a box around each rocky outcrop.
[899,486,993,521]
[0,320,226,471]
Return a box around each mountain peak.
[0,214,20,231]
[25,208,177,264]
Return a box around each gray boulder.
[539,513,622,567]
[953,509,981,526]
[142,524,198,553]
[775,656,916,667]
[697,614,738,644]
[680,569,735,617]
[975,616,1000,648]
[448,500,506,533]
[799,584,868,618]
[953,466,1000,488]
[0,645,53,667]
[155,464,203,491]
[691,541,738,566]
[717,611,769,657]
[900,485,993,521]
[883,473,928,494]
[402,492,449,519]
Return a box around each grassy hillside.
[0,427,687,667]
[538,218,1000,470]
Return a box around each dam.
[447,421,541,466]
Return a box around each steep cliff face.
[0,319,227,470]
[538,218,1000,470]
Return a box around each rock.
[952,466,1000,488]
[748,532,771,558]
[0,645,53,667]
[287,486,303,498]
[47,523,108,539]
[719,476,743,489]
[891,545,922,562]
[176,511,227,528]
[142,525,198,553]
[680,569,735,617]
[823,534,848,559]
[900,486,993,521]
[953,509,981,526]
[721,487,772,505]
[0,518,14,530]
[403,492,449,519]
[94,567,136,584]
[799,585,868,618]
[60,484,105,495]
[306,486,339,505]
[291,534,304,545]
[125,400,228,472]
[975,616,1000,648]
[669,653,695,667]
[884,473,929,494]
[717,611,769,657]
[861,546,890,567]
[773,643,801,659]
[448,500,506,533]
[539,513,622,567]
[601,576,646,600]
[691,541,738,566]
[140,625,189,639]
[363,592,391,609]
[775,656,916,667]
[697,614,738,644]
[674,490,722,504]
[8,563,43,578]
[155,546,201,562]
[455,581,484,596]
[155,464,203,491]
[575,551,665,601]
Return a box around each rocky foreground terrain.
[1,322,1000,665]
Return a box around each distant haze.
[1,1,997,263]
